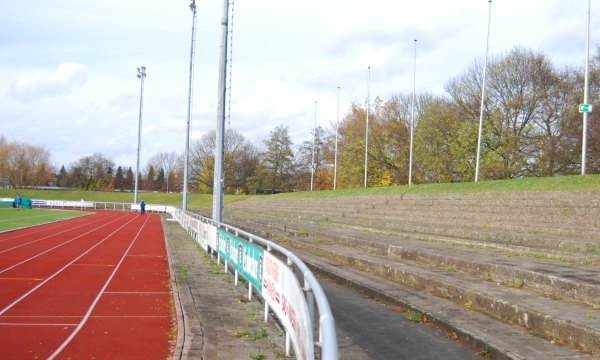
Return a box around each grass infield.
[0,208,89,232]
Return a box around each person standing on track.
[140,200,146,215]
[16,194,23,210]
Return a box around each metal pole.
[134,66,146,205]
[409,39,417,186]
[582,0,591,175]
[183,0,197,210]
[310,101,317,191]
[475,0,492,182]
[364,66,370,188]
[212,0,230,222]
[334,86,340,191]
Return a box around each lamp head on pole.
[137,66,146,79]
[189,0,196,12]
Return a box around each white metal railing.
[167,206,338,360]
[29,200,338,360]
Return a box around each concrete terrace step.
[287,238,600,358]
[310,227,600,306]
[318,214,600,252]
[226,207,600,254]
[231,190,600,219]
[232,196,600,217]
[233,190,600,213]
[227,216,600,307]
[228,194,600,245]
[342,207,600,236]
[229,198,600,236]
[291,246,596,360]
[222,190,600,358]
[323,221,600,266]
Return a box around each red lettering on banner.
[263,278,281,304]
[265,255,280,279]
[281,294,299,337]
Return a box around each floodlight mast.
[183,0,197,210]
[409,39,417,186]
[334,86,340,191]
[582,0,591,175]
[134,66,146,205]
[212,0,230,222]
[310,101,317,191]
[364,66,370,188]
[475,0,492,182]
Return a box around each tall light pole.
[183,0,197,210]
[581,0,591,175]
[212,0,230,222]
[475,0,492,183]
[409,39,417,186]
[310,101,317,191]
[134,66,146,205]
[334,86,340,191]
[364,66,371,188]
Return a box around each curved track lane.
[0,211,174,360]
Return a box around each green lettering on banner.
[217,228,264,291]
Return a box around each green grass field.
[272,174,600,198]
[1,174,599,205]
[0,208,89,232]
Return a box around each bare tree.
[295,126,327,190]
[69,153,114,190]
[0,139,53,188]
[444,47,585,179]
[146,151,181,193]
[190,128,260,194]
[261,125,295,192]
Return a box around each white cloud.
[76,117,89,127]
[9,63,88,103]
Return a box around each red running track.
[0,211,174,360]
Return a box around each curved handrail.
[175,208,338,360]
[29,199,338,359]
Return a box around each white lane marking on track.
[47,215,151,360]
[0,323,78,326]
[0,214,130,274]
[127,254,164,258]
[103,291,171,294]
[1,316,81,318]
[0,214,139,316]
[71,264,115,267]
[0,213,120,253]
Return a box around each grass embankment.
[1,174,599,206]
[273,174,600,199]
[0,208,88,232]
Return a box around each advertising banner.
[216,228,264,291]
[131,204,166,212]
[33,199,94,208]
[197,221,208,251]
[261,252,314,360]
[188,216,199,233]
[207,224,217,250]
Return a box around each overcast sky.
[1,0,597,169]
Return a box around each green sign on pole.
[579,104,593,113]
